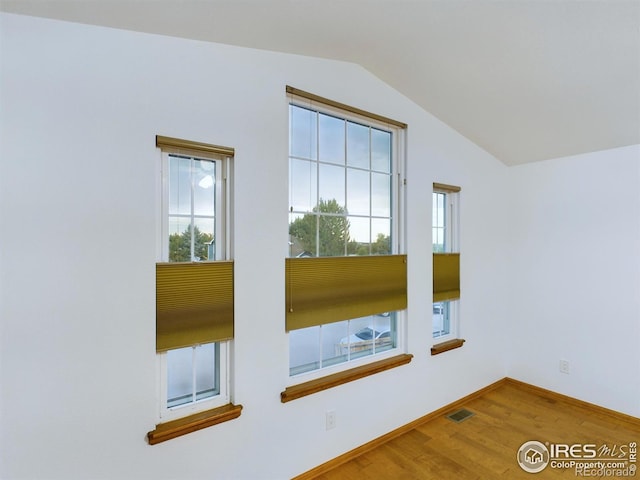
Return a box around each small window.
[288,96,406,381]
[432,185,460,343]
[166,343,220,409]
[164,154,225,262]
[157,140,233,421]
[159,342,229,421]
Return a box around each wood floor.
[307,379,640,480]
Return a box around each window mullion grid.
[218,342,225,398]
[318,325,324,370]
[343,119,348,256]
[444,194,448,246]
[315,111,321,257]
[443,193,449,253]
[288,103,404,379]
[346,321,352,361]
[446,194,452,253]
[366,126,373,255]
[160,154,169,262]
[372,316,377,355]
[191,346,197,404]
[213,160,221,260]
[189,158,196,261]
[449,194,457,253]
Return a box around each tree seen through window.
[289,198,390,257]
[169,226,214,262]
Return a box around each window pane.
[168,217,191,262]
[344,315,377,360]
[195,343,218,401]
[319,113,345,165]
[347,216,370,255]
[193,217,215,261]
[290,158,317,213]
[290,326,321,375]
[193,159,215,217]
[376,312,396,354]
[319,163,345,209]
[169,155,191,215]
[433,192,445,228]
[319,214,347,257]
[347,168,370,216]
[289,212,317,257]
[167,346,194,408]
[346,122,369,169]
[290,105,317,160]
[371,218,391,255]
[433,302,450,338]
[433,228,444,253]
[371,129,391,173]
[433,192,446,253]
[321,321,349,368]
[371,172,391,217]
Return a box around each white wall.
[506,145,640,417]
[5,12,636,480]
[0,13,508,480]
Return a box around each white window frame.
[287,98,407,384]
[156,150,233,422]
[288,313,406,384]
[160,153,229,262]
[433,187,460,344]
[158,342,230,422]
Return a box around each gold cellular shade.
[433,253,460,302]
[285,255,408,332]
[156,261,234,352]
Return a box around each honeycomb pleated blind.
[433,253,460,302]
[285,255,408,332]
[156,261,234,352]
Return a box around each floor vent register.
[446,408,475,423]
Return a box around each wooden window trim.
[147,403,242,445]
[281,354,413,403]
[433,182,461,193]
[286,86,407,129]
[431,338,465,356]
[156,135,234,158]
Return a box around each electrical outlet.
[559,359,571,374]
[326,410,336,430]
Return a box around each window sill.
[147,402,242,445]
[281,353,413,403]
[431,338,465,356]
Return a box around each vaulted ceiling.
[2,0,639,165]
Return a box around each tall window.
[156,136,233,421]
[432,184,460,342]
[287,92,406,379]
